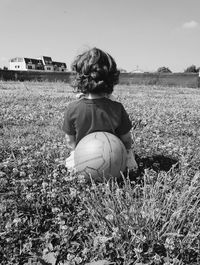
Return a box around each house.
[9,56,67,72]
[52,61,67,72]
[39,56,54,71]
[38,56,67,72]
[9,57,44,71]
[9,57,24,70]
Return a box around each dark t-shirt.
[62,97,132,145]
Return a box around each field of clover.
[0,81,200,265]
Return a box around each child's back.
[63,97,132,145]
[62,47,138,172]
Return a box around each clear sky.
[0,0,200,72]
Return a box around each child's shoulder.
[67,98,85,109]
[106,94,117,101]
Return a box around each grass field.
[0,81,200,265]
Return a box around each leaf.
[42,252,57,265]
[86,260,111,265]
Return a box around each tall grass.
[0,82,200,264]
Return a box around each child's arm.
[65,134,76,171]
[119,131,138,172]
[119,131,132,149]
[65,134,76,150]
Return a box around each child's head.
[71,47,119,94]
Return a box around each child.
[62,47,138,173]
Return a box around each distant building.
[130,65,144,74]
[131,69,144,73]
[39,56,54,71]
[9,57,43,71]
[52,61,67,72]
[9,56,67,72]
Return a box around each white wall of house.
[9,58,27,71]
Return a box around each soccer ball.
[74,132,127,182]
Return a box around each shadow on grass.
[136,154,179,172]
[121,155,179,185]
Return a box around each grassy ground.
[0,81,200,265]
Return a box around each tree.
[184,65,198,73]
[157,66,172,73]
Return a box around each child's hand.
[126,149,138,172]
[65,151,75,171]
[76,93,85,99]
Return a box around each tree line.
[1,65,200,74]
[119,65,200,74]
[157,65,200,73]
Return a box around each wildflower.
[112,227,119,237]
[105,214,114,221]
[134,246,143,253]
[86,260,110,265]
[42,181,48,189]
[42,248,49,255]
[74,256,82,264]
[67,253,75,261]
[60,224,68,230]
[61,168,67,174]
[96,236,112,244]
[5,221,12,230]
[69,187,77,197]
[19,171,26,177]
[26,193,34,200]
[0,171,6,177]
[164,237,175,251]
[172,257,180,264]
[13,168,19,175]
[52,207,60,213]
[77,174,86,183]
[13,218,22,226]
[115,188,123,197]
[153,253,162,264]
[50,188,57,198]
[53,172,58,178]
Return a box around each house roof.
[24,58,44,65]
[41,56,53,65]
[10,57,23,62]
[10,56,66,68]
[52,61,67,68]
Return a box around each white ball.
[74,132,127,181]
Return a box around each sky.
[0,0,200,72]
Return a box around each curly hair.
[71,48,120,94]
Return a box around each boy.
[62,47,138,172]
